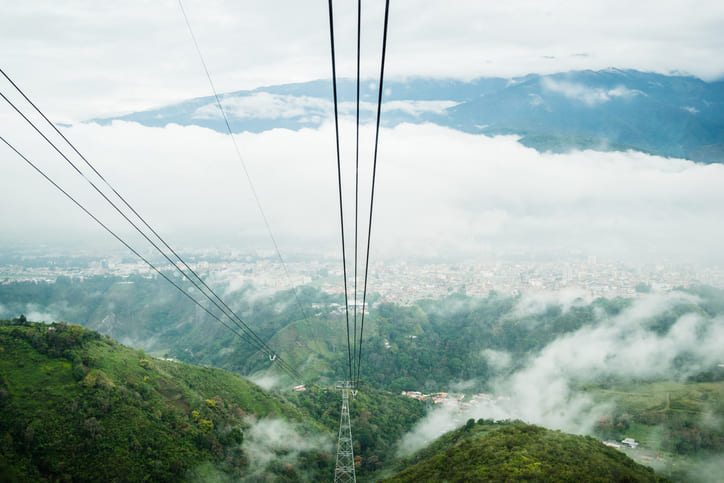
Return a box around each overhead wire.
[0,67,296,375]
[0,75,304,383]
[4,0,390,388]
[326,0,390,389]
[355,0,391,388]
[353,0,362,387]
[325,0,390,390]
[0,133,301,381]
[176,0,315,339]
[327,0,354,383]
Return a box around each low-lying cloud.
[480,349,512,371]
[399,292,724,455]
[3,119,724,264]
[542,78,644,105]
[242,418,332,480]
[193,93,329,121]
[511,288,593,319]
[192,93,457,122]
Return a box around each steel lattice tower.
[334,381,356,482]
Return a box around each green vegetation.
[0,275,635,389]
[0,319,330,481]
[585,380,724,480]
[287,384,426,476]
[384,420,667,482]
[2,280,724,480]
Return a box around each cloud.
[3,120,724,263]
[397,403,461,456]
[511,289,593,318]
[193,93,330,121]
[0,302,58,324]
[241,418,332,480]
[26,309,57,323]
[249,373,284,391]
[481,349,512,371]
[399,292,724,455]
[541,78,643,105]
[380,100,459,117]
[3,1,724,121]
[191,93,457,121]
[687,455,724,483]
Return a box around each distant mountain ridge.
[94,68,724,162]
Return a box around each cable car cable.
[0,67,295,376]
[0,87,303,383]
[177,0,315,337]
[0,134,302,382]
[327,0,354,382]
[353,0,362,385]
[356,0,390,388]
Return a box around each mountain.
[93,69,724,162]
[0,318,672,482]
[384,420,667,482]
[0,318,428,481]
[3,278,723,479]
[0,319,326,481]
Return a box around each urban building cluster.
[3,252,723,304]
[401,390,510,411]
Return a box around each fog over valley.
[2,1,724,481]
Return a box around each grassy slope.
[0,321,325,482]
[384,421,667,482]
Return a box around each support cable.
[327,0,354,382]
[0,134,301,382]
[177,0,314,335]
[352,0,362,386]
[356,0,390,388]
[0,86,303,383]
[0,67,299,379]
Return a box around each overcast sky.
[2,1,724,263]
[3,0,724,120]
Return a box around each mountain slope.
[384,420,666,482]
[0,319,327,481]
[92,69,724,162]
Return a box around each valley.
[1,275,722,480]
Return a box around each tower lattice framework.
[334,381,356,483]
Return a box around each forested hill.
[384,420,667,482]
[0,319,670,482]
[3,276,723,393]
[0,319,318,480]
[0,319,426,481]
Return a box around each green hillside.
[287,384,426,474]
[384,420,667,482]
[0,318,330,481]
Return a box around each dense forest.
[0,319,428,481]
[0,320,680,482]
[384,420,667,482]
[1,278,723,480]
[1,276,722,390]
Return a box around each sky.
[2,1,724,263]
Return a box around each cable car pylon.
[334,380,356,483]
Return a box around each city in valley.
[2,250,723,304]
